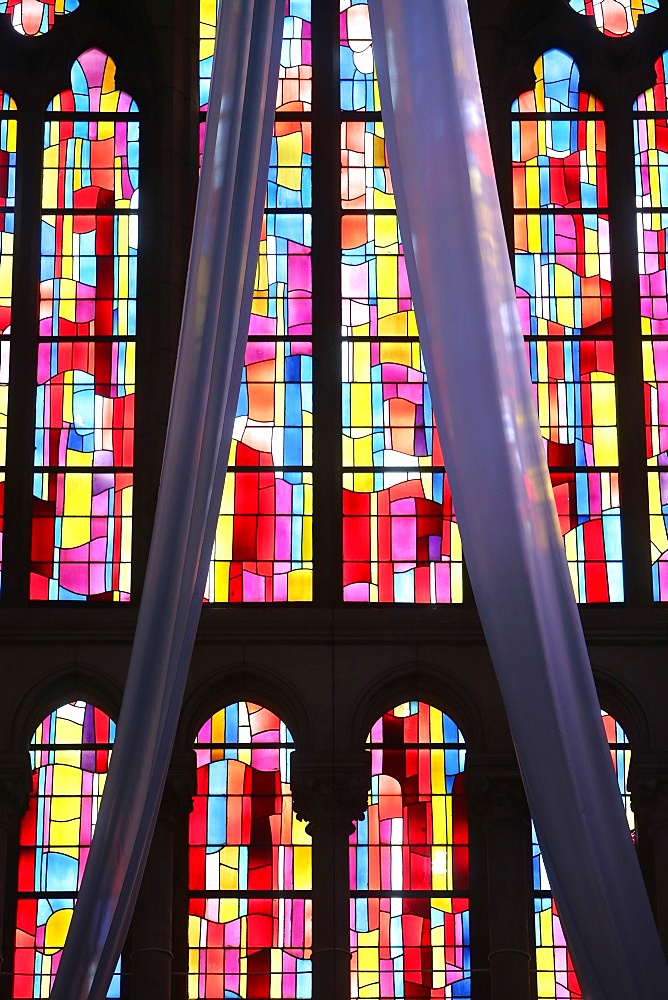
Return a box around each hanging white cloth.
[367,2,668,997]
[50,3,284,997]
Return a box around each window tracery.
[568,0,659,37]
[0,0,78,37]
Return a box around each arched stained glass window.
[14,701,119,998]
[201,2,314,603]
[0,0,78,37]
[568,0,659,37]
[349,702,470,998]
[189,701,312,998]
[0,90,16,594]
[634,52,668,600]
[512,50,623,603]
[533,711,633,999]
[340,1,462,604]
[30,49,138,601]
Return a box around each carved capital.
[466,757,528,826]
[160,750,197,824]
[291,752,371,835]
[0,753,33,831]
[629,760,668,832]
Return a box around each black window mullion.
[3,98,44,604]
[310,0,342,606]
[606,94,654,604]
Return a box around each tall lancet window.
[30,49,138,601]
[512,50,622,602]
[14,701,120,998]
[533,711,633,999]
[349,702,470,998]
[199,0,461,605]
[189,702,312,998]
[0,90,16,592]
[200,1,314,603]
[340,1,462,604]
[634,51,668,599]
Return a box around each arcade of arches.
[0,1,668,999]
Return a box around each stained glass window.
[634,52,668,600]
[512,50,623,602]
[0,0,78,36]
[201,1,313,602]
[0,91,16,595]
[533,711,633,999]
[30,49,138,601]
[350,702,470,998]
[189,701,312,998]
[341,0,463,603]
[568,0,659,37]
[340,0,377,113]
[14,701,120,997]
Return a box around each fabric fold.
[367,1,668,997]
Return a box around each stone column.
[291,752,371,1000]
[0,753,32,990]
[131,752,196,1000]
[629,754,668,958]
[467,757,532,1000]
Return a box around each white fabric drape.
[367,1,668,998]
[50,4,284,997]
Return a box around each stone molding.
[291,752,371,835]
[465,758,529,825]
[629,756,668,832]
[159,751,198,824]
[0,753,33,831]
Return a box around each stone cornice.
[0,605,665,647]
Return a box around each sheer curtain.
[367,1,668,998]
[50,3,284,997]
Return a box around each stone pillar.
[0,753,32,989]
[131,752,196,1000]
[291,752,371,1000]
[467,758,532,1000]
[629,754,668,958]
